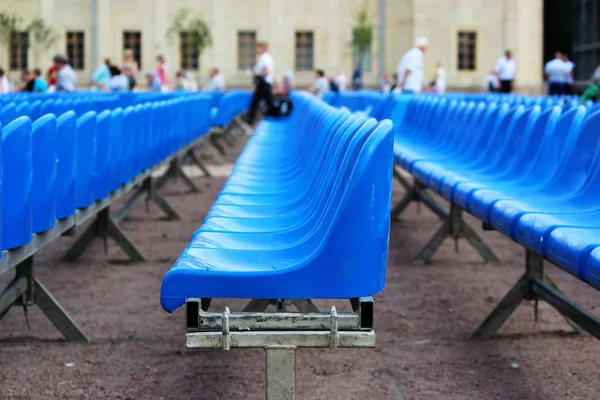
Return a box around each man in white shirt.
[562,53,575,95]
[336,72,347,91]
[202,68,226,92]
[246,41,274,125]
[311,69,329,99]
[495,50,516,93]
[53,53,78,93]
[544,51,567,95]
[397,37,428,94]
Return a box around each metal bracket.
[181,148,212,178]
[0,256,89,342]
[155,158,201,193]
[62,207,146,263]
[390,167,448,221]
[472,250,598,339]
[242,298,320,313]
[184,297,376,400]
[412,202,500,265]
[111,176,180,223]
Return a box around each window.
[237,31,256,70]
[457,31,477,71]
[180,32,199,70]
[66,31,85,70]
[123,31,142,69]
[9,31,28,71]
[295,31,314,71]
[352,44,372,71]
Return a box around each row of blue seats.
[160,91,394,312]
[1,94,212,252]
[394,96,600,288]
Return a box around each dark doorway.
[543,0,573,70]
[572,0,600,82]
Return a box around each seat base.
[185,297,375,400]
[472,249,598,339]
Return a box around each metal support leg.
[185,149,212,178]
[209,134,226,156]
[155,159,201,193]
[0,257,89,342]
[63,207,146,263]
[412,203,499,265]
[112,177,180,223]
[391,172,447,221]
[266,347,297,400]
[472,250,598,339]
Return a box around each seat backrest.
[31,114,57,234]
[55,111,77,219]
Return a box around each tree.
[0,11,23,47]
[26,18,58,66]
[351,9,373,71]
[166,8,212,70]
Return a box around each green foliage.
[27,18,58,50]
[0,11,23,46]
[166,8,212,68]
[351,9,373,69]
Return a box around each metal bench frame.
[185,297,375,400]
[391,166,500,265]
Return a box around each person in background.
[563,53,575,95]
[246,41,274,125]
[122,49,139,90]
[389,73,398,93]
[381,75,391,93]
[352,64,363,90]
[283,70,293,94]
[202,68,226,92]
[92,58,112,90]
[146,71,162,92]
[495,49,516,93]
[578,66,600,105]
[19,69,35,92]
[484,70,499,92]
[311,69,329,99]
[433,62,446,94]
[32,69,48,93]
[186,71,198,91]
[175,71,191,91]
[397,37,428,94]
[336,72,347,91]
[53,53,77,92]
[46,63,58,92]
[105,66,129,92]
[328,76,340,93]
[544,51,567,95]
[156,55,168,89]
[0,68,10,94]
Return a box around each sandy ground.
[1,137,600,400]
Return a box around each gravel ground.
[1,137,599,400]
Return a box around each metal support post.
[63,207,145,263]
[243,299,320,313]
[390,168,448,221]
[112,177,180,223]
[412,203,500,265]
[0,257,89,342]
[182,148,212,178]
[472,250,599,339]
[155,158,201,193]
[185,297,375,400]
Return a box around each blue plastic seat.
[2,117,32,249]
[160,93,394,312]
[55,112,77,219]
[94,110,111,200]
[75,112,97,208]
[31,115,57,233]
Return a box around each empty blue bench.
[385,92,600,339]
[160,91,394,399]
[0,92,220,343]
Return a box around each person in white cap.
[396,37,428,94]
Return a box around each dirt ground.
[1,138,600,400]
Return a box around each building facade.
[0,0,543,91]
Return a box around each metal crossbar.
[472,250,599,339]
[390,168,499,265]
[185,297,375,400]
